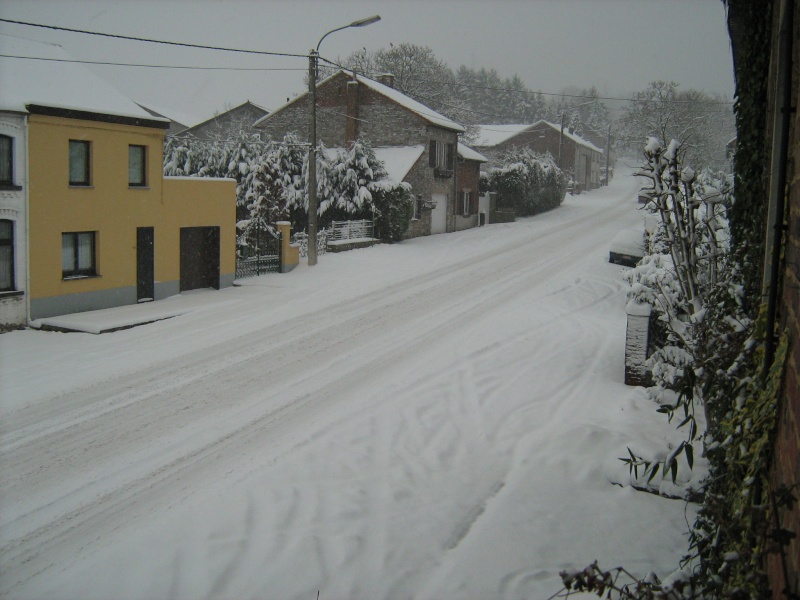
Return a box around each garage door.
[180,226,220,292]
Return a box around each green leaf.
[685,443,694,470]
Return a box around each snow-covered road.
[0,167,696,599]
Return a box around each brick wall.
[765,0,799,596]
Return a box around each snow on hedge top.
[475,120,604,154]
[254,70,464,133]
[0,34,165,122]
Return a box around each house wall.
[27,114,235,319]
[0,112,28,325]
[454,158,481,231]
[257,72,461,240]
[477,126,603,191]
[766,0,800,593]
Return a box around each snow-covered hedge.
[485,149,567,217]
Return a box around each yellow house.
[1,34,235,322]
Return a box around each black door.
[137,227,155,302]
[180,226,220,292]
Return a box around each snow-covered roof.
[457,143,489,163]
[136,102,202,129]
[474,121,604,154]
[322,145,424,185]
[474,124,533,147]
[373,145,425,183]
[0,34,165,123]
[530,120,605,153]
[254,70,464,133]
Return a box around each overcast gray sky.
[0,0,735,126]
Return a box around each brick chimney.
[345,76,359,146]
[377,73,395,88]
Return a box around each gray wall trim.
[154,280,180,301]
[220,273,235,288]
[31,285,137,319]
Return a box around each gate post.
[277,221,299,273]
[625,300,653,386]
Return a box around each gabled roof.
[185,100,269,133]
[0,34,166,125]
[474,121,604,154]
[474,124,534,147]
[457,143,489,163]
[254,70,464,133]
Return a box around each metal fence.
[329,219,374,242]
[236,218,281,278]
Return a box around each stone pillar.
[625,300,653,386]
[277,221,299,273]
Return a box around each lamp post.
[307,14,381,266]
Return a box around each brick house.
[181,101,269,141]
[725,0,800,595]
[474,120,604,192]
[254,70,482,238]
[455,143,489,230]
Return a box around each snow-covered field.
[0,166,698,600]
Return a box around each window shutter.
[429,141,437,167]
[446,143,454,169]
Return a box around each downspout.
[762,0,794,379]
[24,114,31,324]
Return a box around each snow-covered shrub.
[370,181,413,242]
[486,149,567,216]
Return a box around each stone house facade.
[475,120,604,192]
[254,70,473,238]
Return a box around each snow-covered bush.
[486,149,567,217]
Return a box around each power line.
[318,56,735,106]
[0,53,306,71]
[0,17,307,59]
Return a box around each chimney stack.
[377,73,395,88]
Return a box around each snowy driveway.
[0,167,694,599]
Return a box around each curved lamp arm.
[316,15,381,52]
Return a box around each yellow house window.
[129,145,146,187]
[62,231,96,278]
[69,140,91,186]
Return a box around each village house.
[0,34,236,325]
[474,120,605,192]
[180,100,269,141]
[254,70,486,238]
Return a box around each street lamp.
[307,14,381,266]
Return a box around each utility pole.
[307,50,318,266]
[305,15,380,267]
[605,123,611,186]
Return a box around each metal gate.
[236,218,281,278]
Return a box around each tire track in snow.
[0,191,639,596]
